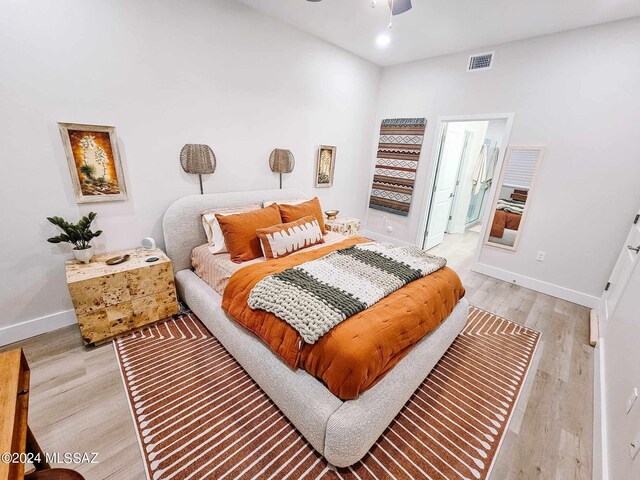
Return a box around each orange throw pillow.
[215,203,282,263]
[257,215,324,259]
[278,197,326,234]
[490,210,506,238]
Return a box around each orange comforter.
[490,209,522,238]
[222,237,465,399]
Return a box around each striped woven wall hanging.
[369,117,427,216]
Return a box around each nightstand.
[325,216,361,237]
[65,248,179,345]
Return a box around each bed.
[163,188,469,467]
[489,227,518,246]
[489,198,524,246]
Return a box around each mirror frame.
[483,145,546,251]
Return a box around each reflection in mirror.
[486,146,545,250]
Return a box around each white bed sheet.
[489,227,518,246]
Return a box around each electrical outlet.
[536,251,546,262]
[626,387,638,414]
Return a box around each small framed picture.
[315,145,336,188]
[58,122,128,203]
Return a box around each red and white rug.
[115,306,540,480]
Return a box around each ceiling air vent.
[468,52,494,71]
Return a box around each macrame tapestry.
[369,117,427,216]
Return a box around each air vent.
[468,52,494,71]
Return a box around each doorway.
[421,116,511,268]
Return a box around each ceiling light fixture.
[309,0,410,46]
[370,0,413,17]
[376,33,391,47]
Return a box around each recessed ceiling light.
[376,33,391,47]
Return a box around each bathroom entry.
[422,118,508,261]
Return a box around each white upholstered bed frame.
[163,188,469,467]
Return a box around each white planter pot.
[73,245,94,264]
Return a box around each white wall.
[0,0,381,340]
[364,18,640,304]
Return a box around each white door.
[601,255,640,479]
[423,124,465,250]
[599,209,640,332]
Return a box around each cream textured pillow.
[256,215,324,260]
[201,204,261,254]
[261,198,307,208]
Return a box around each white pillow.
[261,197,307,208]
[201,204,261,254]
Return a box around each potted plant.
[46,212,102,263]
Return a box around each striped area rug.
[115,306,540,480]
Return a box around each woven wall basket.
[180,144,216,175]
[269,149,295,174]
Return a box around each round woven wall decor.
[180,144,216,175]
[269,149,295,174]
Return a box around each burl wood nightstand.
[65,248,179,345]
[324,216,361,237]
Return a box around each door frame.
[417,113,515,263]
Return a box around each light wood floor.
[2,230,593,480]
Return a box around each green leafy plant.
[79,164,95,180]
[47,212,102,250]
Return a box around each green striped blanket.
[247,242,446,344]
[496,198,525,214]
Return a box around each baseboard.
[594,340,608,480]
[471,262,600,308]
[0,309,77,347]
[359,229,414,246]
[590,309,599,347]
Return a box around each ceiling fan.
[306,0,413,16]
[381,0,413,16]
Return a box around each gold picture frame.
[315,145,336,188]
[58,122,128,203]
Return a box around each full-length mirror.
[486,146,545,250]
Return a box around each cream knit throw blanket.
[247,242,446,344]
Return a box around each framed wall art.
[58,122,128,203]
[315,145,336,188]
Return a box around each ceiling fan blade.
[387,0,412,15]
